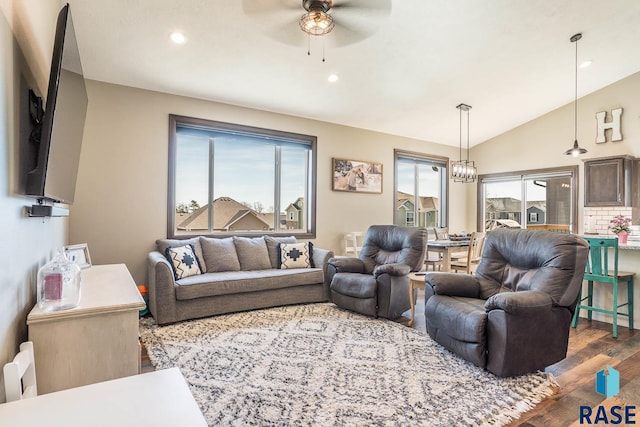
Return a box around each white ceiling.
[66,0,640,147]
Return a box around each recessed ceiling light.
[579,60,592,69]
[328,74,339,83]
[170,31,187,44]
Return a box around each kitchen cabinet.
[584,155,634,207]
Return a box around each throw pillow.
[278,242,314,269]
[164,244,203,280]
[264,235,297,268]
[200,237,241,272]
[157,237,206,273]
[232,236,272,271]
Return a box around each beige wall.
[0,1,65,403]
[70,81,468,284]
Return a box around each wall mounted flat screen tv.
[25,3,87,204]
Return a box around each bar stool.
[571,237,634,338]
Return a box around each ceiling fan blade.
[323,18,373,47]
[264,17,308,47]
[331,0,391,14]
[242,0,300,16]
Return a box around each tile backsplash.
[583,207,633,235]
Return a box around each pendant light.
[451,103,476,183]
[564,33,588,157]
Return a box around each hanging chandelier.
[451,103,477,183]
[564,33,588,157]
[299,1,335,36]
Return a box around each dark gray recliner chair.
[327,225,426,319]
[425,228,589,377]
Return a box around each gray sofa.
[147,235,334,325]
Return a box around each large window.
[478,166,578,233]
[168,115,316,238]
[394,150,448,228]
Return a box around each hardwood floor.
[141,291,640,426]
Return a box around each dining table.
[427,239,471,272]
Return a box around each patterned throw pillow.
[164,244,202,280]
[278,242,314,269]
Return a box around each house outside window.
[394,150,448,228]
[168,115,316,238]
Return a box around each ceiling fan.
[242,0,392,48]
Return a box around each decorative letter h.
[596,108,622,143]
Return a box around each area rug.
[140,303,558,426]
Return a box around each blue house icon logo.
[595,366,620,398]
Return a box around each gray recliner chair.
[425,228,589,377]
[327,225,426,319]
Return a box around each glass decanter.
[37,250,81,311]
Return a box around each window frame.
[167,114,317,239]
[393,149,449,228]
[477,165,579,232]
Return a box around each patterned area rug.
[140,303,557,426]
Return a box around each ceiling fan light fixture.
[300,10,334,36]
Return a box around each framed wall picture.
[332,158,383,193]
[63,243,92,269]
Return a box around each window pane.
[417,163,441,228]
[175,133,210,233]
[395,155,445,228]
[213,135,275,232]
[395,159,415,227]
[525,177,572,232]
[484,180,523,230]
[280,145,308,231]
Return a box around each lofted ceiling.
[65,0,640,147]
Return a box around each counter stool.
[571,237,634,338]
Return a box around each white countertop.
[580,234,640,251]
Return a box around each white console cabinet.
[27,264,145,394]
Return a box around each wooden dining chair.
[343,232,364,257]
[3,341,38,402]
[571,237,634,338]
[451,231,487,274]
[434,227,449,240]
[424,227,443,271]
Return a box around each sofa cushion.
[175,268,324,300]
[278,242,314,269]
[264,235,297,268]
[233,236,272,270]
[157,237,206,273]
[200,237,240,272]
[164,244,203,280]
